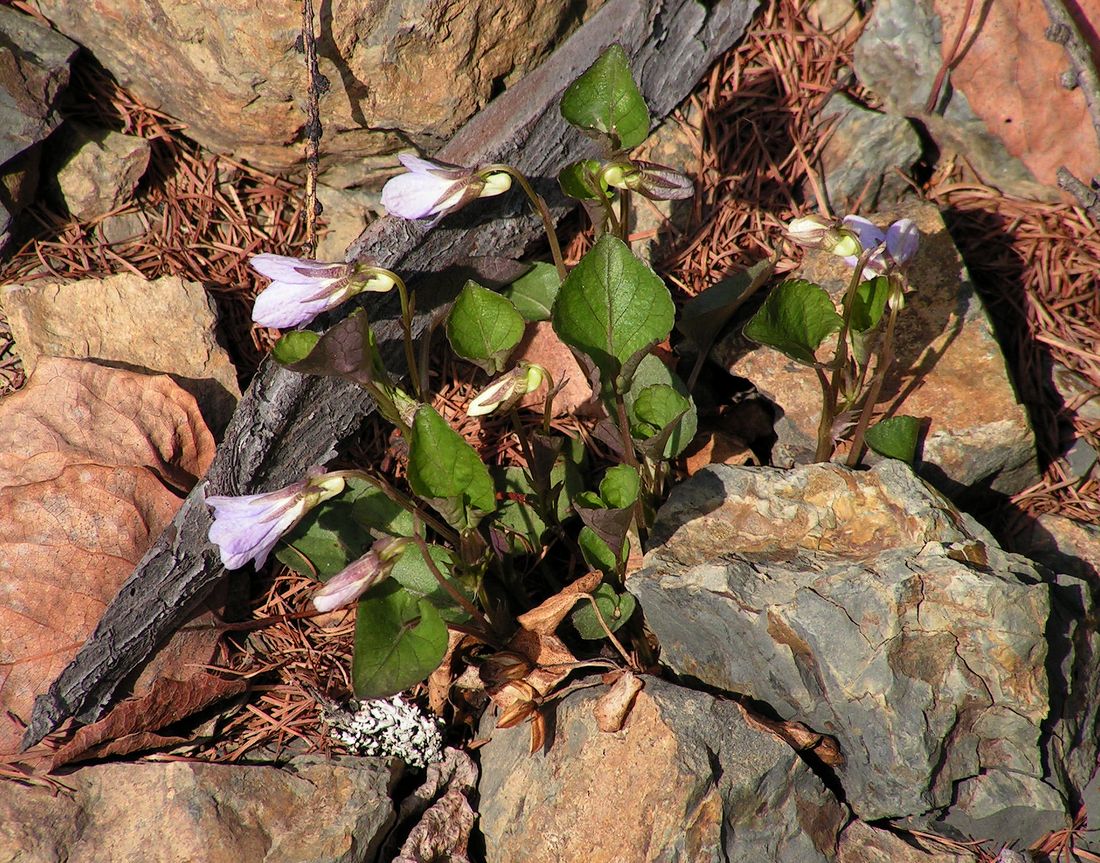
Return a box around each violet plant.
[743,214,923,465]
[206,44,924,710]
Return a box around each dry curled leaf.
[515,570,602,635]
[48,673,248,769]
[594,670,645,732]
[737,702,846,768]
[0,358,217,759]
[392,748,478,863]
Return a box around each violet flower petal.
[885,219,919,264]
[250,254,346,284]
[841,215,886,251]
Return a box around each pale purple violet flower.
[841,216,920,279]
[381,153,511,222]
[312,537,409,612]
[206,472,346,570]
[250,254,395,329]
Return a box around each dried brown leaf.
[0,356,215,491]
[514,321,597,416]
[0,359,216,758]
[737,703,846,768]
[594,670,645,732]
[48,673,248,769]
[515,570,602,635]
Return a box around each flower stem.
[374,270,422,400]
[483,164,567,282]
[845,299,901,468]
[815,249,874,462]
[412,531,492,634]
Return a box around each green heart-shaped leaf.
[560,44,650,149]
[446,280,525,374]
[389,543,472,624]
[407,405,496,530]
[677,257,775,348]
[503,262,561,322]
[552,235,673,399]
[352,581,449,699]
[864,415,921,464]
[743,279,842,365]
[571,583,637,639]
[849,276,890,334]
[599,464,640,510]
[578,525,627,575]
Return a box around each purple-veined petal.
[250,254,347,284]
[312,551,384,612]
[885,219,919,264]
[252,279,351,328]
[382,171,466,220]
[206,482,310,570]
[841,215,886,252]
[396,151,467,179]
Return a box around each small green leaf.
[571,583,637,639]
[560,44,650,149]
[272,331,319,365]
[558,159,606,201]
[864,415,921,464]
[446,280,525,374]
[389,543,472,624]
[352,581,449,700]
[276,478,413,577]
[743,279,843,365]
[578,525,625,574]
[552,235,674,399]
[494,498,547,555]
[849,276,890,334]
[407,405,496,530]
[599,464,640,510]
[632,384,696,458]
[503,262,561,322]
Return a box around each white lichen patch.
[322,695,444,768]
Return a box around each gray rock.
[851,0,1051,200]
[630,462,1083,844]
[817,92,921,210]
[477,676,844,863]
[55,123,151,220]
[0,6,77,245]
[0,755,400,863]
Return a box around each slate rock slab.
[716,200,1038,501]
[478,676,844,863]
[0,755,400,863]
[629,462,1091,845]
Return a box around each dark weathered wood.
[23,0,759,749]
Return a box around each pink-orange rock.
[29,0,605,186]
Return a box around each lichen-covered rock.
[30,0,606,186]
[716,200,1038,500]
[478,677,844,863]
[817,92,922,211]
[0,756,400,863]
[629,462,1087,844]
